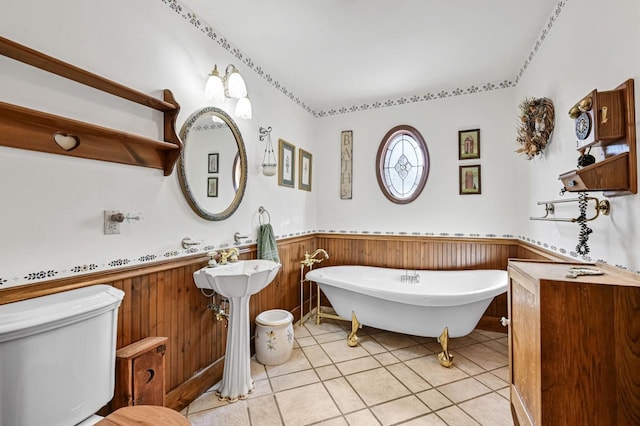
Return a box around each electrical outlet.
[104,210,121,235]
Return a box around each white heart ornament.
[53,132,80,151]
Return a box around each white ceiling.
[179,0,560,114]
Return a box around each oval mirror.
[178,107,247,220]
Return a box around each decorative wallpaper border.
[160,0,568,117]
[2,228,636,289]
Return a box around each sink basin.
[194,259,280,298]
[193,259,281,402]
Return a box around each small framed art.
[208,153,219,173]
[299,148,312,191]
[458,129,480,160]
[207,177,218,197]
[278,139,296,188]
[459,165,481,195]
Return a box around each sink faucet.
[219,248,239,265]
[301,248,329,267]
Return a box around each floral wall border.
[160,0,568,118]
[3,227,636,289]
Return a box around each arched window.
[376,125,430,204]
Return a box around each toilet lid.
[97,406,190,426]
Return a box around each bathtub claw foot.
[347,311,361,347]
[437,326,454,368]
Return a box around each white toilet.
[0,285,124,426]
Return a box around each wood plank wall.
[0,235,562,411]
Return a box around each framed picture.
[207,177,218,197]
[459,165,481,195]
[299,148,312,191]
[278,139,296,188]
[340,130,353,199]
[208,153,219,173]
[458,129,480,160]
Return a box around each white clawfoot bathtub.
[305,265,508,338]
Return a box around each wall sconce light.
[259,126,277,176]
[205,64,252,120]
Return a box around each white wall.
[0,0,317,287]
[515,0,640,271]
[315,88,520,236]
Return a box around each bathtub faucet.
[301,248,329,267]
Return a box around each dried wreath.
[515,97,555,160]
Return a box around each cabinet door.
[132,349,164,406]
[508,272,540,426]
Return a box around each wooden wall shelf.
[560,79,636,196]
[0,36,181,175]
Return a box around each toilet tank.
[0,285,125,426]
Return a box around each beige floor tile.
[474,372,508,390]
[321,339,370,363]
[316,364,342,381]
[438,378,491,403]
[270,369,319,392]
[345,409,381,426]
[416,389,453,411]
[336,356,381,376]
[315,330,350,344]
[358,335,388,355]
[482,339,509,356]
[251,358,268,381]
[324,377,366,413]
[302,344,333,367]
[275,382,341,425]
[497,387,510,400]
[188,399,250,426]
[372,331,419,350]
[401,413,448,425]
[423,341,444,353]
[306,320,346,336]
[450,353,485,376]
[248,379,273,399]
[296,336,318,347]
[490,366,509,382]
[467,330,492,342]
[392,344,434,361]
[266,348,312,377]
[294,324,311,338]
[448,336,479,349]
[317,417,349,425]
[435,405,480,426]
[405,354,469,386]
[370,395,429,425]
[374,352,400,366]
[387,363,432,393]
[474,330,507,340]
[454,344,507,371]
[346,367,410,406]
[247,395,283,425]
[188,390,228,414]
[458,392,514,426]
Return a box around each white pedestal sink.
[193,259,281,401]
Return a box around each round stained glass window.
[376,125,429,204]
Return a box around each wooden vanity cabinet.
[506,260,640,426]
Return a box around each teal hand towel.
[257,224,280,263]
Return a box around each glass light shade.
[226,68,247,98]
[205,74,225,102]
[235,96,252,120]
[262,163,277,176]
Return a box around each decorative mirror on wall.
[178,107,247,220]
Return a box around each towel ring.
[258,206,271,225]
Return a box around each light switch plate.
[104,210,121,235]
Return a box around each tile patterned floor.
[184,315,514,426]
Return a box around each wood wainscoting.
[0,235,564,411]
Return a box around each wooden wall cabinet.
[113,336,169,409]
[507,260,640,425]
[559,79,636,196]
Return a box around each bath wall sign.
[341,130,353,199]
